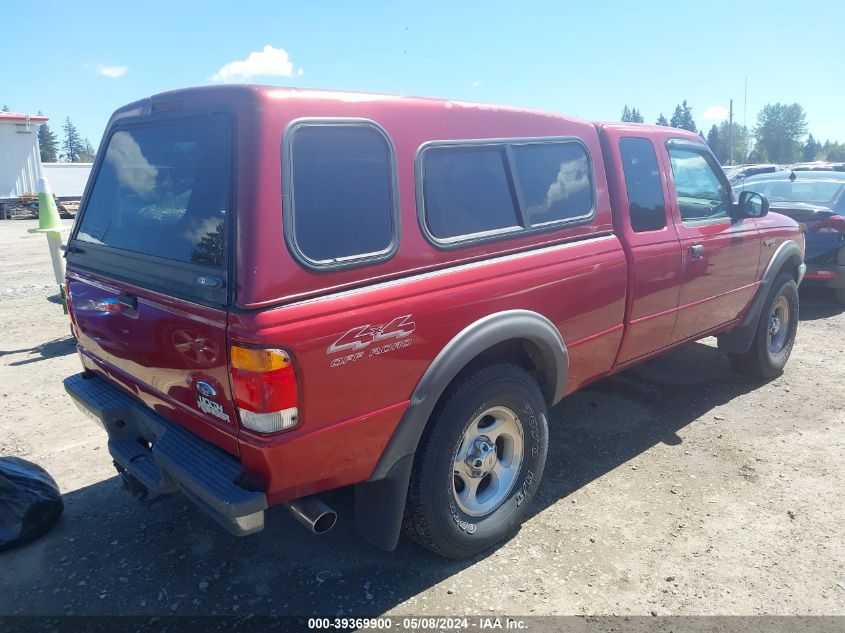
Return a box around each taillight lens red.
[66,286,77,328]
[827,214,845,233]
[232,365,297,412]
[230,346,298,433]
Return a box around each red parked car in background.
[64,86,805,559]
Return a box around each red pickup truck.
[64,86,805,559]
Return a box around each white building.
[41,162,93,198]
[0,112,47,199]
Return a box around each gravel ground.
[0,218,843,617]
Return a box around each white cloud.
[471,80,483,88]
[213,45,300,82]
[97,64,128,78]
[703,105,729,121]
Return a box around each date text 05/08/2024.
[307,616,528,630]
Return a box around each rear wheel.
[835,288,845,305]
[729,273,799,379]
[403,364,549,559]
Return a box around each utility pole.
[743,76,748,129]
[744,76,748,162]
[728,99,734,166]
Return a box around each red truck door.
[600,131,683,365]
[662,140,761,343]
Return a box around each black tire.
[403,364,549,559]
[834,288,845,306]
[729,273,799,379]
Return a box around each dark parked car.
[738,171,845,303]
[724,163,780,185]
[785,162,845,173]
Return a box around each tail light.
[804,270,838,280]
[826,214,845,233]
[230,346,298,433]
[66,286,77,328]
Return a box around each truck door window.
[668,148,730,222]
[619,138,666,232]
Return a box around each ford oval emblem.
[196,381,217,398]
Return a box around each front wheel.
[729,272,799,379]
[403,364,549,559]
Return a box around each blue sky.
[3,0,843,150]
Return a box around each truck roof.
[114,85,705,144]
[597,121,704,142]
[118,83,594,126]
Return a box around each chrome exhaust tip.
[285,496,337,534]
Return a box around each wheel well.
[445,338,554,405]
[776,255,803,283]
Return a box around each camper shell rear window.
[68,113,233,306]
[76,115,231,267]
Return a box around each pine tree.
[706,125,721,160]
[61,117,85,162]
[656,113,669,126]
[683,101,697,132]
[802,134,821,162]
[37,111,59,162]
[622,105,645,123]
[1,105,9,112]
[826,142,845,162]
[669,100,697,132]
[190,222,225,267]
[669,104,684,128]
[79,139,96,162]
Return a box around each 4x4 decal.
[328,314,415,367]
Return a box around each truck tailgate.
[69,272,239,454]
[64,112,238,454]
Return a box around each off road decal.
[328,314,415,367]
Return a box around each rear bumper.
[803,263,845,289]
[64,373,267,536]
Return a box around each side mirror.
[736,190,769,218]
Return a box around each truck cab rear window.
[286,123,396,267]
[76,116,231,268]
[619,138,667,232]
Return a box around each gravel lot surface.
[0,219,843,617]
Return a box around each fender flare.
[354,309,569,550]
[718,239,805,354]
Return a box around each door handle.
[118,293,137,310]
[688,244,704,260]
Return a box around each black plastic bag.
[0,457,64,551]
